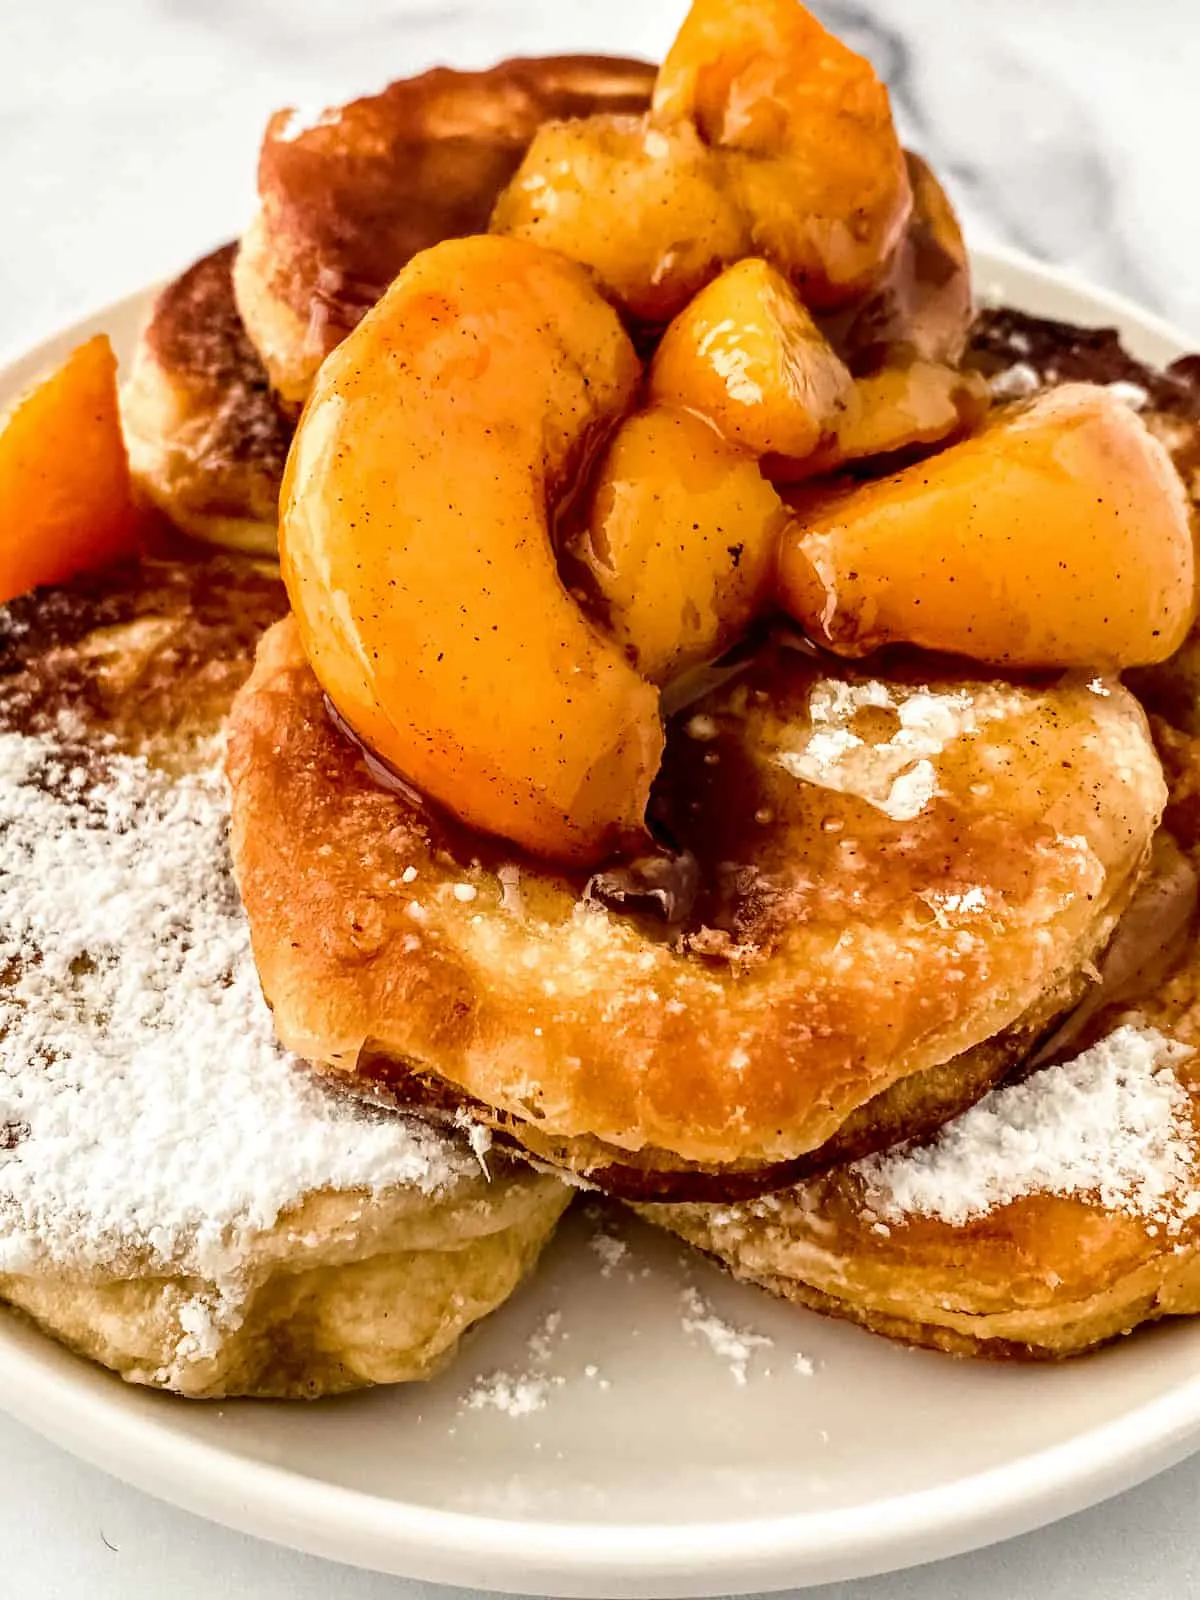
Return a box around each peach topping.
[0,336,142,603]
[279,0,1197,864]
[493,0,912,321]
[779,384,1196,670]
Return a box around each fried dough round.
[122,244,293,556]
[0,556,568,1398]
[227,619,1164,1197]
[639,317,1200,1360]
[642,1006,1200,1360]
[354,968,1091,1203]
[234,54,655,408]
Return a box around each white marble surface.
[1,1,1199,1596]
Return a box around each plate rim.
[1,242,1198,1598]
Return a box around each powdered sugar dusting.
[680,1285,772,1386]
[0,730,477,1283]
[463,1371,554,1418]
[856,1024,1198,1227]
[775,679,1010,822]
[589,1229,628,1277]
[461,1309,568,1417]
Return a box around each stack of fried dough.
[31,0,1200,1389]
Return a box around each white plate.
[1,248,1198,1598]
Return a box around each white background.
[1,0,1198,1595]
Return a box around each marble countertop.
[3,0,1200,350]
[1,2,1199,1597]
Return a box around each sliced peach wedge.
[648,257,853,460]
[492,0,911,324]
[0,335,142,604]
[778,383,1197,670]
[280,235,662,865]
[573,405,787,684]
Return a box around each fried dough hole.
[280,235,662,864]
[492,0,911,322]
[779,383,1197,669]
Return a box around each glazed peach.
[492,0,911,322]
[0,335,141,603]
[829,152,973,371]
[831,363,987,463]
[652,0,912,307]
[778,383,1196,669]
[769,361,989,481]
[647,258,853,460]
[490,114,742,325]
[280,234,662,864]
[576,406,786,683]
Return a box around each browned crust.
[240,55,655,390]
[226,617,1162,1172]
[122,245,294,546]
[353,959,1086,1201]
[641,1025,1200,1359]
[0,553,287,748]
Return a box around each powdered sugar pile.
[463,1371,556,1418]
[0,729,478,1283]
[856,1025,1198,1227]
[775,678,1012,823]
[462,1310,569,1417]
[679,1285,773,1386]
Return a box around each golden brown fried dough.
[0,555,568,1398]
[235,55,655,407]
[122,244,293,555]
[227,620,1163,1196]
[643,1015,1200,1360]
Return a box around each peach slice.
[647,258,853,460]
[828,152,974,372]
[280,234,662,864]
[490,114,743,326]
[575,406,786,683]
[652,0,912,307]
[768,361,989,481]
[0,335,141,604]
[492,0,911,322]
[778,383,1196,669]
[829,363,988,464]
